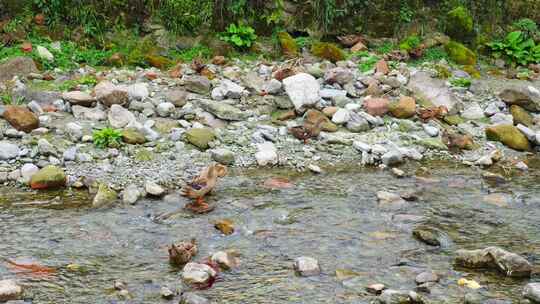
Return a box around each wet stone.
[524,283,540,303]
[181,263,217,285]
[179,292,210,304]
[415,271,439,284]
[412,226,442,246]
[293,256,320,277]
[366,283,386,295]
[160,286,174,300]
[378,289,411,304]
[0,279,23,302]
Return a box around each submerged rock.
[378,289,412,304]
[412,226,442,246]
[92,183,118,207]
[455,247,532,278]
[523,283,540,303]
[180,292,210,304]
[211,251,239,270]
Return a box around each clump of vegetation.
[58,75,97,91]
[511,18,539,40]
[170,45,213,62]
[159,0,213,35]
[295,36,314,50]
[277,32,299,58]
[399,35,421,52]
[434,64,452,79]
[445,6,474,42]
[487,31,540,66]
[356,52,380,72]
[450,77,472,88]
[375,41,397,54]
[220,23,258,50]
[311,42,345,62]
[93,128,122,148]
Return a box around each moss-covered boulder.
[277,32,299,58]
[445,41,477,65]
[30,165,66,190]
[485,124,531,151]
[445,6,475,43]
[122,128,147,145]
[510,105,534,127]
[311,42,345,63]
[92,183,118,208]
[389,96,416,119]
[185,128,215,150]
[462,65,481,78]
[443,115,464,126]
[145,55,172,69]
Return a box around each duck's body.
[168,238,198,266]
[289,116,326,144]
[181,164,227,213]
[417,105,449,122]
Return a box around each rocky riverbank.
[1,48,540,205]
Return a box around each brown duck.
[168,238,198,266]
[181,164,228,213]
[417,105,449,122]
[289,116,327,144]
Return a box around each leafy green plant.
[399,3,414,24]
[220,23,257,50]
[93,128,122,148]
[399,35,421,52]
[295,36,315,49]
[170,45,212,62]
[487,31,540,66]
[58,75,98,91]
[512,18,538,40]
[159,0,213,35]
[450,77,471,88]
[375,42,397,54]
[358,54,380,72]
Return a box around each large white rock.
[461,102,484,120]
[255,142,278,166]
[126,83,149,101]
[20,163,39,183]
[408,71,461,114]
[332,108,351,124]
[282,73,320,112]
[108,105,137,129]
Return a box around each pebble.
[415,271,439,284]
[308,164,322,174]
[523,283,540,303]
[20,163,39,183]
[366,283,386,295]
[179,292,210,304]
[391,167,405,178]
[211,251,239,270]
[160,287,174,300]
[123,184,142,205]
[182,262,217,285]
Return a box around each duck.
[442,129,475,152]
[417,105,449,122]
[181,164,228,213]
[168,238,198,266]
[289,116,327,144]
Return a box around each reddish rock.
[364,98,389,117]
[3,105,39,132]
[375,59,390,75]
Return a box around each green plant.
[375,42,397,54]
[399,2,414,24]
[512,18,538,40]
[58,75,98,91]
[93,128,122,148]
[358,54,379,72]
[488,31,540,66]
[170,45,213,62]
[399,35,421,52]
[159,0,213,35]
[295,36,314,50]
[450,77,471,88]
[220,23,257,49]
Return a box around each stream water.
[1,160,539,303]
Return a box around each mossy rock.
[445,41,476,65]
[445,6,475,43]
[311,42,345,63]
[510,105,534,127]
[122,128,146,145]
[185,128,215,150]
[435,65,452,79]
[485,124,531,151]
[418,138,448,150]
[92,183,118,208]
[277,32,299,58]
[30,165,66,190]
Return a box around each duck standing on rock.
[289,116,327,144]
[181,164,228,213]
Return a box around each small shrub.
[358,55,380,73]
[277,32,299,58]
[487,31,540,66]
[170,45,212,62]
[512,18,538,40]
[295,36,314,49]
[220,23,257,50]
[450,77,471,88]
[399,35,421,52]
[93,128,122,148]
[375,42,397,54]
